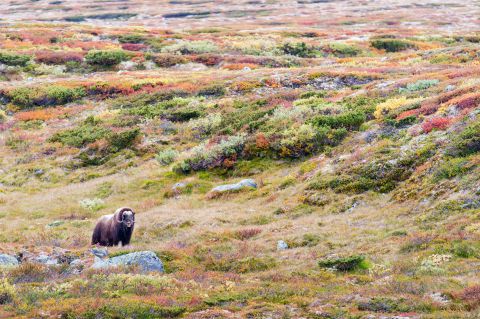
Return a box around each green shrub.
[156,149,178,165]
[177,135,246,172]
[112,90,187,109]
[399,79,439,93]
[161,40,218,54]
[274,124,346,158]
[107,128,140,152]
[6,85,86,109]
[310,143,436,194]
[118,34,145,43]
[124,97,203,121]
[206,256,276,273]
[452,242,478,258]
[327,43,362,57]
[197,84,226,97]
[371,39,415,52]
[318,255,367,272]
[435,157,470,180]
[85,50,129,67]
[204,292,249,306]
[287,233,321,248]
[84,303,185,318]
[49,116,111,147]
[446,122,480,157]
[0,51,31,66]
[310,110,366,130]
[79,198,105,211]
[281,42,315,57]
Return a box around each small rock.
[92,251,164,273]
[172,182,187,190]
[118,60,137,71]
[143,61,156,70]
[428,292,450,305]
[0,254,19,267]
[445,84,456,92]
[68,259,84,274]
[35,253,58,265]
[34,168,44,176]
[277,240,288,251]
[91,247,108,259]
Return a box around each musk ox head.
[115,207,135,228]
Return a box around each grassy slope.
[0,1,480,318]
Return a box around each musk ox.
[92,207,135,246]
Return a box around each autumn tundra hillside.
[0,0,480,318]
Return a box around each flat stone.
[92,251,164,273]
[0,254,18,267]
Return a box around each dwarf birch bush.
[156,149,178,165]
[161,40,218,55]
[182,113,223,139]
[177,134,246,172]
[79,198,105,211]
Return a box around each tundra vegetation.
[0,0,480,318]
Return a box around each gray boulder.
[92,251,164,273]
[34,253,58,265]
[211,179,257,193]
[277,240,288,251]
[0,254,18,267]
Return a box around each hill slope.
[0,1,480,318]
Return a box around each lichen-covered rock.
[210,179,257,193]
[92,251,164,273]
[0,254,18,267]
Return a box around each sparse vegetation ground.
[0,0,480,318]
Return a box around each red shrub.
[448,92,480,110]
[255,133,270,149]
[422,117,451,133]
[192,54,222,66]
[35,51,84,64]
[234,228,262,240]
[121,43,147,51]
[396,109,419,120]
[460,285,480,309]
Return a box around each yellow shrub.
[374,97,423,119]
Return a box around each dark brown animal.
[91,207,135,246]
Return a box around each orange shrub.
[223,63,258,70]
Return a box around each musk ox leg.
[91,224,101,245]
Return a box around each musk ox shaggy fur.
[92,207,135,246]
